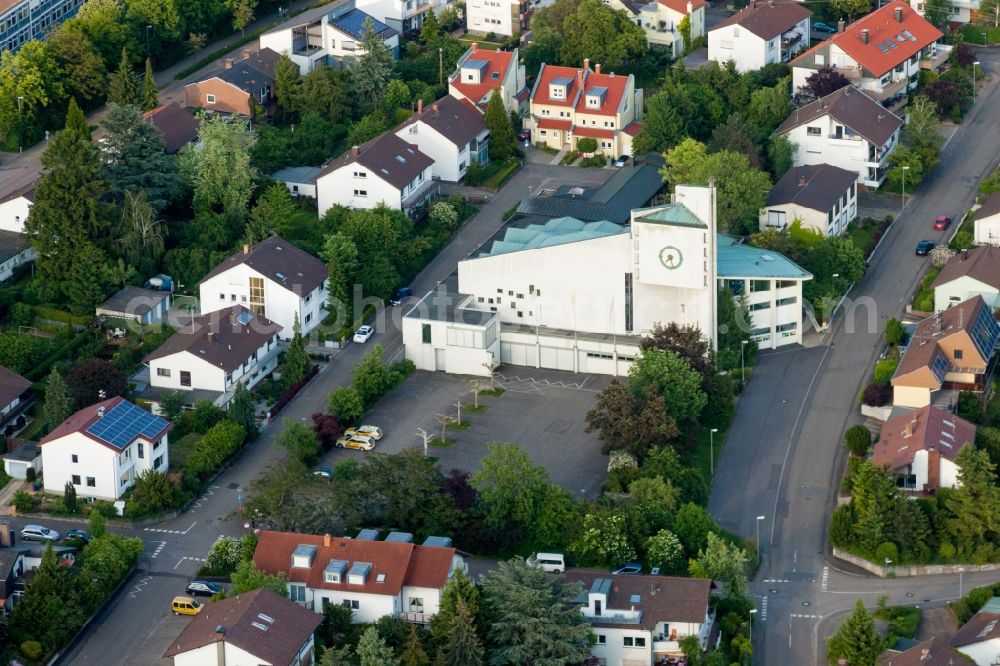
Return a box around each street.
[709,50,1000,664]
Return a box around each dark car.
[185,580,224,597]
[517,130,531,142]
[916,240,935,256]
[390,287,413,306]
[813,21,837,33]
[64,529,91,544]
[612,562,643,575]
[933,215,952,231]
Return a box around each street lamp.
[740,339,749,385]
[900,165,910,211]
[959,566,965,599]
[709,428,718,477]
[749,608,758,661]
[884,558,892,576]
[146,24,152,59]
[16,95,23,153]
[973,61,981,102]
[755,515,765,564]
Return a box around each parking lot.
[319,369,612,499]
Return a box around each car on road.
[185,580,223,597]
[517,130,531,142]
[21,524,60,542]
[528,552,565,573]
[336,434,375,451]
[614,154,630,168]
[813,21,836,32]
[313,466,333,479]
[346,425,383,440]
[933,215,952,231]
[353,325,374,343]
[612,562,643,575]
[171,596,203,616]
[915,240,935,256]
[64,529,91,544]
[390,287,413,306]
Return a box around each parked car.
[390,287,412,306]
[614,154,630,168]
[527,552,565,573]
[346,425,383,440]
[915,240,935,256]
[813,21,837,33]
[517,130,531,142]
[336,434,375,451]
[171,596,203,616]
[353,325,374,343]
[612,562,643,575]
[21,525,60,542]
[185,580,223,597]
[64,529,91,544]
[313,466,333,479]
[933,215,952,231]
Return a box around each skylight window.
[877,43,889,54]
[901,29,916,41]
[395,155,406,163]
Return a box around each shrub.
[862,383,891,407]
[576,137,598,154]
[25,467,36,482]
[873,358,899,385]
[205,536,248,575]
[12,490,34,513]
[875,541,898,565]
[328,386,364,423]
[829,506,853,547]
[125,470,183,518]
[957,391,982,424]
[885,318,905,346]
[20,641,42,660]
[312,413,343,451]
[845,425,872,457]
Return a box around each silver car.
[21,524,60,542]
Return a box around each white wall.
[318,165,402,216]
[589,626,654,666]
[0,196,30,233]
[401,585,443,616]
[0,247,35,282]
[41,431,169,501]
[150,352,227,392]
[280,179,317,199]
[402,314,500,375]
[956,637,1000,665]
[708,24,767,73]
[395,123,465,182]
[940,456,960,489]
[305,586,398,623]
[934,276,1000,314]
[783,118,898,187]
[759,187,856,237]
[975,213,1000,246]
[467,0,515,36]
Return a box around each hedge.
[268,364,319,418]
[26,330,96,382]
[32,306,90,326]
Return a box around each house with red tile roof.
[607,0,707,58]
[448,44,528,115]
[143,103,200,154]
[253,530,465,624]
[708,0,812,73]
[527,59,643,159]
[950,597,1000,664]
[791,1,946,113]
[871,404,975,492]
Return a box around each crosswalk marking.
[151,541,167,559]
[791,614,821,619]
[764,578,791,583]
[144,528,183,534]
[760,595,768,622]
[821,567,829,592]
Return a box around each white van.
[529,552,565,573]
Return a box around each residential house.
[760,164,858,236]
[974,191,1000,247]
[315,134,435,217]
[198,236,329,339]
[39,397,171,501]
[774,85,903,188]
[143,103,201,154]
[0,231,34,283]
[96,286,172,325]
[465,0,528,37]
[271,166,321,198]
[567,571,713,664]
[163,588,322,666]
[878,635,975,665]
[0,550,24,614]
[608,0,706,59]
[0,366,33,438]
[892,296,1000,408]
[144,305,283,405]
[908,0,979,26]
[527,60,644,158]
[932,244,1000,313]
[354,0,453,37]
[448,45,528,115]
[871,404,975,492]
[1,0,83,54]
[950,597,1000,665]
[252,530,464,623]
[261,2,400,73]
[791,0,947,113]
[708,0,812,73]
[394,96,489,182]
[2,442,40,480]
[184,48,281,117]
[0,182,33,233]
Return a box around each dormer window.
[324,558,348,583]
[586,86,607,109]
[292,544,317,568]
[549,76,573,100]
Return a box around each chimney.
[432,102,439,113]
[927,447,941,490]
[687,0,693,12]
[595,63,601,74]
[837,18,845,32]
[895,6,903,22]
[243,243,250,254]
[471,42,478,52]
[242,49,251,59]
[215,626,226,666]
[577,68,583,89]
[224,58,234,69]
[324,534,332,547]
[351,145,359,157]
[798,176,807,187]
[97,406,105,418]
[861,28,869,44]
[583,57,590,71]
[417,98,423,114]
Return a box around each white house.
[163,588,322,666]
[871,404,974,492]
[567,571,713,665]
[708,0,811,73]
[775,85,903,188]
[39,397,171,501]
[909,0,978,27]
[259,2,400,73]
[974,191,1000,247]
[931,244,1000,313]
[760,164,858,237]
[316,134,435,217]
[791,0,947,113]
[270,166,320,199]
[608,0,706,59]
[465,0,527,36]
[144,305,283,404]
[0,183,32,233]
[878,636,976,665]
[395,96,489,182]
[198,236,329,339]
[951,599,1000,665]
[253,531,463,623]
[449,45,528,115]
[355,0,454,37]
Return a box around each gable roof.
[531,63,632,117]
[0,181,35,205]
[766,164,857,211]
[709,0,812,40]
[659,0,707,15]
[163,588,321,662]
[951,609,1000,648]
[0,230,30,264]
[775,85,903,146]
[0,366,30,410]
[143,103,200,154]
[399,95,487,148]
[931,244,1000,292]
[40,397,172,452]
[450,47,518,107]
[143,305,282,372]
[261,0,352,35]
[253,530,457,597]
[567,571,711,630]
[97,286,170,319]
[878,635,975,665]
[201,48,281,94]
[317,133,433,190]
[976,191,1000,221]
[871,404,975,471]
[331,8,396,40]
[198,235,327,296]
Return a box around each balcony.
[399,611,432,624]
[868,76,907,102]
[921,44,951,71]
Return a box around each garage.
[539,346,574,372]
[434,348,446,372]
[501,342,538,367]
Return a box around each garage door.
[434,348,446,372]
[538,347,574,371]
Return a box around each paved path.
[709,50,1000,665]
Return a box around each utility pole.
[439,47,444,85]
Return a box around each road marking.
[793,549,797,573]
[790,614,821,619]
[191,486,219,511]
[144,528,182,534]
[760,595,768,622]
[151,541,167,559]
[128,575,152,598]
[172,556,205,570]
[764,579,791,583]
[821,567,829,592]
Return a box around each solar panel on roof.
[85,401,169,450]
[237,310,254,324]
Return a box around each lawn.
[910,265,941,313]
[169,432,202,472]
[685,425,729,485]
[481,159,521,189]
[875,600,921,647]
[845,216,892,258]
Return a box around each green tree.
[8,543,83,650]
[357,626,398,666]
[273,53,302,122]
[673,502,720,557]
[352,345,392,407]
[431,569,481,647]
[127,470,181,516]
[946,445,1000,551]
[826,600,884,666]
[322,231,360,316]
[299,66,352,120]
[679,14,692,52]
[63,481,78,513]
[443,598,484,666]
[689,532,749,599]
[226,0,256,36]
[43,367,73,428]
[246,182,296,243]
[480,559,593,665]
[628,348,707,428]
[645,529,685,573]
[885,318,905,346]
[107,47,140,107]
[632,88,686,155]
[471,443,551,534]
[383,79,411,112]
[353,18,393,111]
[400,625,430,666]
[922,0,951,28]
[141,57,159,111]
[328,386,364,422]
[768,135,794,178]
[67,0,130,66]
[845,425,872,457]
[323,205,414,299]
[179,114,256,224]
[348,110,389,146]
[88,508,108,538]
[279,421,321,465]
[99,102,179,211]
[419,8,441,43]
[282,314,311,387]
[850,461,901,554]
[48,29,107,105]
[231,559,288,596]
[576,137,598,154]
[484,88,516,162]
[559,0,647,71]
[709,113,759,167]
[230,382,258,441]
[117,189,166,277]
[831,0,871,20]
[570,512,636,564]
[0,40,67,146]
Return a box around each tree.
[273,54,302,122]
[946,445,1000,551]
[768,135,794,178]
[629,348,707,428]
[885,318,905,346]
[471,443,551,535]
[43,368,73,428]
[282,315,311,387]
[559,0,647,71]
[709,114,760,167]
[850,461,901,554]
[352,345,392,407]
[443,598,484,666]
[63,481,78,513]
[88,509,107,539]
[227,0,256,36]
[108,48,140,107]
[885,145,926,194]
[279,421,322,465]
[800,66,849,102]
[570,512,636,564]
[0,40,67,146]
[231,560,288,596]
[400,625,430,666]
[99,102,179,211]
[632,88,686,155]
[313,413,344,451]
[141,58,159,111]
[328,386,364,422]
[178,114,256,227]
[485,88,516,162]
[845,425,872,457]
[357,626,398,666]
[299,66,352,120]
[746,77,791,140]
[353,18,393,112]
[922,0,951,28]
[230,382,258,441]
[246,182,296,243]
[673,502,720,557]
[117,189,166,277]
[66,358,127,409]
[432,569,481,646]
[48,30,106,105]
[480,559,593,665]
[586,381,679,457]
[689,533,749,599]
[127,470,181,516]
[640,322,713,377]
[826,600,884,666]
[831,0,871,20]
[67,0,130,66]
[646,529,686,573]
[323,232,360,316]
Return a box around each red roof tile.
[143,103,200,154]
[710,0,811,40]
[871,404,975,472]
[658,0,706,14]
[536,118,573,131]
[573,126,616,139]
[450,48,517,108]
[532,63,633,117]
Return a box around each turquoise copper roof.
[483,217,625,256]
[632,203,706,228]
[716,235,812,280]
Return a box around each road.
[709,50,1000,665]
[55,160,612,664]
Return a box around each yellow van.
[171,596,203,616]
